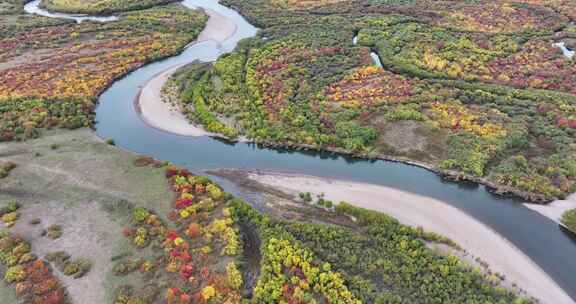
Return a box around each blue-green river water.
[25,0,576,301]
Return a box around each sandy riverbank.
[525,194,576,227]
[242,170,574,304]
[136,8,236,137]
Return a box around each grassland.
[0,0,558,303]
[3,1,574,203]
[167,0,576,202]
[0,129,174,303]
[0,1,574,300]
[0,129,536,303]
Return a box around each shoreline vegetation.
[137,56,565,205]
[152,0,576,204]
[5,0,575,205]
[0,130,542,303]
[38,0,180,15]
[0,1,209,143]
[561,208,576,233]
[0,1,562,303]
[138,71,566,205]
[210,168,573,304]
[135,8,239,138]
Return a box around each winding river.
[24,0,118,22]
[24,0,576,302]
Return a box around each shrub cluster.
[561,208,576,233]
[0,161,16,178]
[112,167,244,303]
[0,231,68,303]
[45,251,92,279]
[168,0,576,201]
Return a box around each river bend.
[23,0,576,301]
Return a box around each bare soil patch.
[0,129,173,303]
